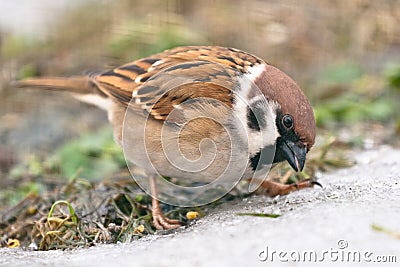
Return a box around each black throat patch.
[249,144,276,171]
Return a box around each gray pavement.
[1,145,399,266]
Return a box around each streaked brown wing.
[93,46,263,121]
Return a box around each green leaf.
[48,200,78,224]
[236,212,280,218]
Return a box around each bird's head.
[248,64,316,172]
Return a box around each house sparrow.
[15,46,317,230]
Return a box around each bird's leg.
[149,175,181,230]
[255,178,322,197]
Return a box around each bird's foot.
[152,207,181,230]
[256,178,322,197]
[149,175,182,230]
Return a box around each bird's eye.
[282,114,294,129]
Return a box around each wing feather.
[93,46,264,123]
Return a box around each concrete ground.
[1,145,399,267]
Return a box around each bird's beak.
[281,140,307,172]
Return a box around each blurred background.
[0,0,400,209]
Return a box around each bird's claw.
[256,178,322,197]
[310,179,323,188]
[152,212,181,230]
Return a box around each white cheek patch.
[233,64,281,156]
[263,100,280,138]
[247,99,280,154]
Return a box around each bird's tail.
[13,76,111,110]
[12,76,96,94]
